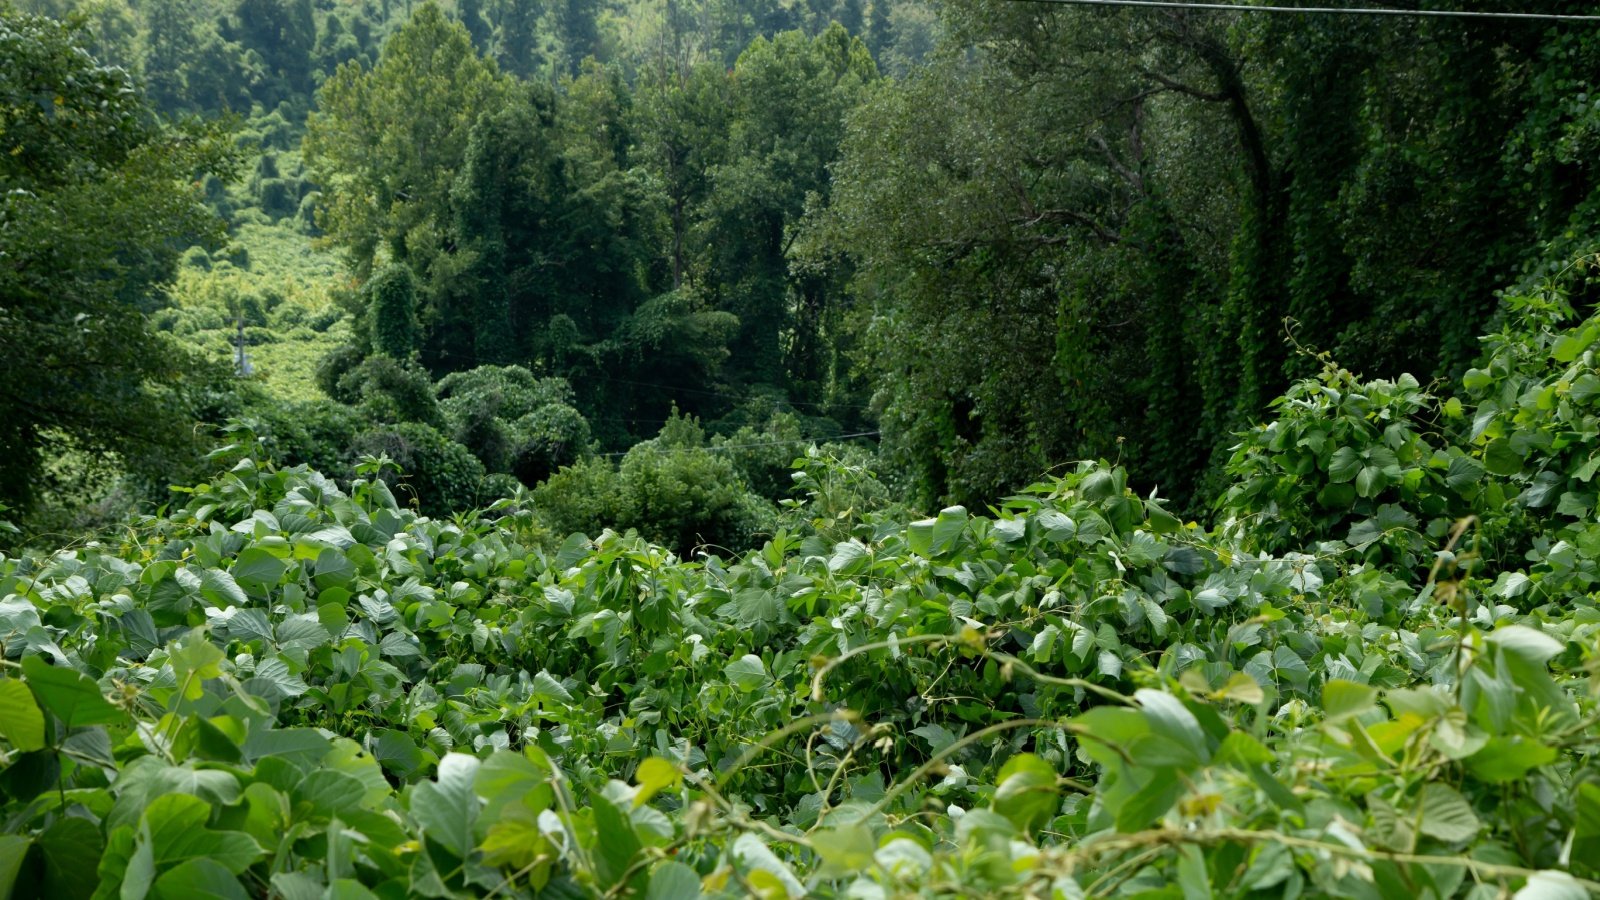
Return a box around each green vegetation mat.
[2,293,1599,898]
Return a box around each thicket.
[1,286,1599,897]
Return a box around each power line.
[600,430,881,457]
[1001,0,1600,21]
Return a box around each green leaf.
[22,656,124,729]
[730,834,803,898]
[0,678,46,751]
[196,569,247,609]
[312,547,356,590]
[372,729,426,779]
[148,859,248,900]
[0,836,30,900]
[1465,736,1558,783]
[144,794,262,874]
[1114,769,1181,831]
[1415,784,1480,843]
[723,655,768,692]
[1487,625,1563,665]
[591,794,642,891]
[645,861,702,900]
[633,757,680,808]
[290,769,365,823]
[167,632,225,702]
[1322,679,1377,721]
[231,548,286,593]
[1484,439,1524,476]
[992,753,1058,833]
[37,816,103,900]
[530,670,574,705]
[827,541,870,575]
[1136,690,1208,766]
[732,589,781,629]
[411,753,480,859]
[1355,465,1385,498]
[809,823,873,876]
[475,749,553,822]
[909,506,967,557]
[477,808,551,872]
[1513,871,1589,900]
[1328,446,1362,482]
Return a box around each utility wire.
[1001,0,1600,21]
[600,430,881,457]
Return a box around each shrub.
[351,422,486,516]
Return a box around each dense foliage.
[0,291,1599,897]
[8,5,1600,895]
[810,0,1600,511]
[0,7,236,516]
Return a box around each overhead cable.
[1002,0,1600,22]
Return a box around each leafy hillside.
[1,290,1598,898]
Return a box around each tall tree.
[0,5,235,513]
[698,24,875,393]
[303,1,510,275]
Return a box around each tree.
[0,6,235,513]
[303,2,510,275]
[699,24,875,393]
[367,263,420,359]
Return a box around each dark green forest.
[7,1,1600,897]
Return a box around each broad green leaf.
[231,548,285,593]
[809,823,873,875]
[148,858,247,900]
[1114,769,1181,831]
[827,541,870,575]
[477,807,551,872]
[1487,625,1563,665]
[1136,690,1208,766]
[731,834,803,898]
[1465,736,1558,783]
[143,794,263,874]
[1484,439,1523,476]
[167,632,225,702]
[0,678,46,751]
[475,749,553,822]
[1415,784,1480,843]
[0,836,30,900]
[371,729,426,779]
[992,753,1058,833]
[591,793,642,890]
[1328,447,1362,482]
[723,655,768,692]
[1513,871,1589,900]
[732,589,782,628]
[37,816,102,900]
[645,861,702,900]
[633,757,680,807]
[531,670,574,705]
[1322,679,1377,721]
[411,753,481,859]
[196,569,247,609]
[290,769,365,822]
[22,656,124,729]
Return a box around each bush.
[529,456,624,538]
[351,422,486,516]
[510,403,591,485]
[315,344,365,402]
[336,356,442,428]
[238,399,363,476]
